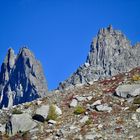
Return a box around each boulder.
[75,96,87,102]
[91,100,102,107]
[54,105,62,115]
[115,84,140,98]
[48,120,56,125]
[69,99,78,107]
[95,104,112,112]
[11,113,37,135]
[36,105,49,119]
[80,116,89,123]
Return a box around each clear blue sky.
[0,0,140,90]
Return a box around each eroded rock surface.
[59,25,140,89]
[0,47,48,108]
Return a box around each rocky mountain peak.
[59,25,140,89]
[0,47,48,108]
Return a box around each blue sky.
[0,0,140,90]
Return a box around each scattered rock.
[91,100,102,107]
[80,116,89,123]
[70,99,78,107]
[95,104,112,112]
[36,105,49,119]
[54,105,62,115]
[48,120,56,125]
[136,107,140,113]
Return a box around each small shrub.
[12,109,23,114]
[74,106,86,115]
[85,118,92,125]
[129,105,138,112]
[133,97,140,104]
[47,104,58,121]
[132,74,140,81]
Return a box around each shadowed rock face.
[0,47,48,108]
[59,25,140,89]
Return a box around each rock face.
[59,25,140,89]
[0,47,48,108]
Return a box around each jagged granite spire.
[0,47,48,108]
[59,25,140,89]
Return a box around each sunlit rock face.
[59,25,140,89]
[0,47,48,108]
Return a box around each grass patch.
[12,109,23,114]
[74,106,86,115]
[47,104,58,121]
[133,97,140,104]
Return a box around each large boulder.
[115,84,140,98]
[36,105,50,119]
[11,113,37,135]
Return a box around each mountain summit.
[0,47,48,108]
[59,25,140,89]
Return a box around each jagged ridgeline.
[0,47,48,108]
[59,25,140,89]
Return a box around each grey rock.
[54,105,62,115]
[59,25,140,89]
[115,84,140,98]
[0,47,48,108]
[11,113,37,135]
[36,105,50,119]
[95,104,112,112]
[48,120,56,125]
[69,99,78,107]
[79,116,89,123]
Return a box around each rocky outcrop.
[59,25,140,89]
[0,47,48,108]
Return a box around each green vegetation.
[85,118,92,125]
[47,104,58,121]
[132,74,140,81]
[133,97,140,104]
[74,106,86,115]
[12,109,23,114]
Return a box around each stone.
[58,25,140,90]
[91,100,102,107]
[0,47,48,108]
[54,105,62,115]
[80,116,89,123]
[69,99,78,107]
[86,96,92,101]
[36,100,42,105]
[95,104,112,112]
[84,132,102,140]
[48,120,56,125]
[11,113,37,135]
[131,114,137,121]
[136,108,140,113]
[75,96,86,102]
[115,84,140,98]
[36,105,49,119]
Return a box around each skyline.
[0,0,140,90]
